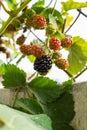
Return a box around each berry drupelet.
[49,37,61,51]
[33,14,46,29]
[61,37,73,48]
[34,55,52,74]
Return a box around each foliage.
[0,104,52,130]
[0,0,87,130]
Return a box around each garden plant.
[0,0,87,130]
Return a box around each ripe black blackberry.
[34,55,52,74]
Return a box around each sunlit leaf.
[62,0,87,11]
[2,64,26,89]
[0,104,52,130]
[67,37,87,75]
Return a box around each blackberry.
[16,35,26,45]
[34,55,52,74]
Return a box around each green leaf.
[40,93,75,130]
[2,64,26,89]
[0,64,6,75]
[73,36,87,56]
[32,0,45,8]
[41,8,64,24]
[16,98,43,114]
[28,55,36,62]
[0,104,52,130]
[28,77,71,104]
[62,0,87,11]
[67,41,87,76]
[49,14,57,28]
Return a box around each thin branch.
[65,11,80,33]
[11,89,20,107]
[16,55,25,65]
[62,19,66,33]
[63,69,75,82]
[0,0,31,35]
[46,0,54,7]
[77,9,87,17]
[74,67,87,79]
[0,0,10,14]
[52,0,57,15]
[30,29,45,44]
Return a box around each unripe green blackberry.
[25,9,36,28]
[55,58,69,69]
[61,37,73,48]
[46,24,56,36]
[34,55,52,74]
[16,35,26,45]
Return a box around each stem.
[74,67,87,79]
[77,9,87,17]
[52,0,57,15]
[63,69,75,82]
[47,0,54,7]
[11,89,20,107]
[65,11,80,33]
[0,0,32,35]
[0,0,10,14]
[30,29,45,44]
[27,72,36,81]
[62,19,66,33]
[16,55,25,65]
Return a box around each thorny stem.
[11,89,20,107]
[74,67,87,79]
[0,0,31,35]
[65,11,80,33]
[0,0,10,14]
[30,29,45,44]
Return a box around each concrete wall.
[0,82,87,130]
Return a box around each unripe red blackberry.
[20,44,32,55]
[33,14,46,29]
[55,58,69,69]
[16,35,26,45]
[31,44,45,58]
[61,37,73,48]
[34,55,52,74]
[49,37,61,50]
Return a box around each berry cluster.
[34,55,52,74]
